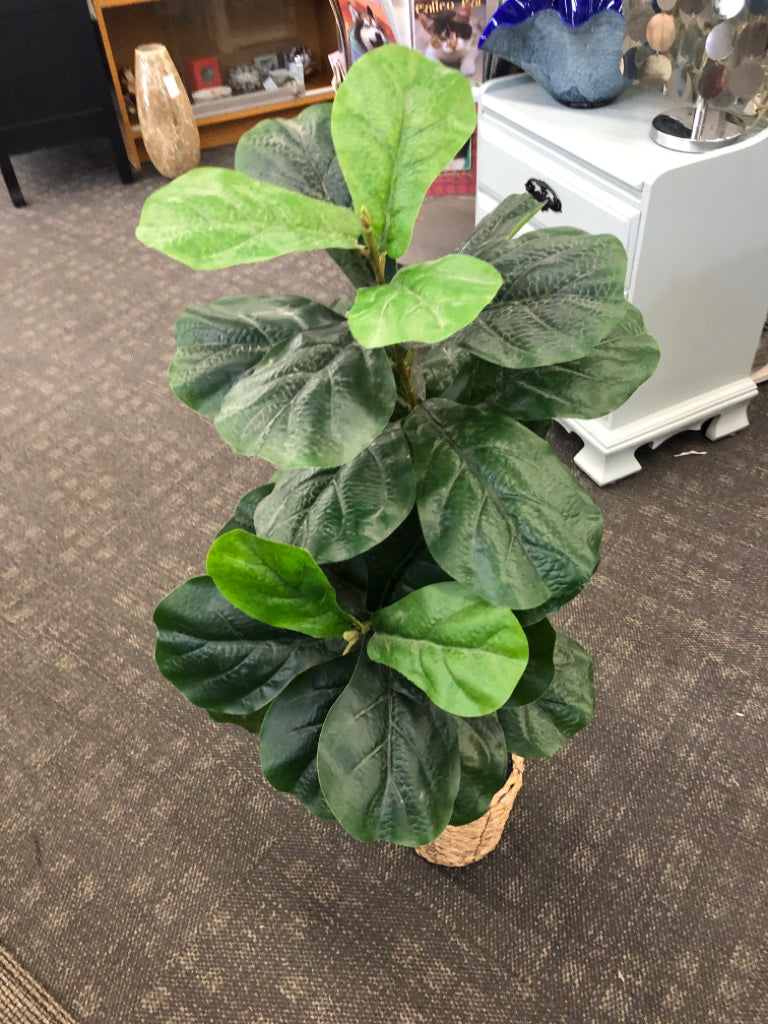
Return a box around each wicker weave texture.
[415,755,525,867]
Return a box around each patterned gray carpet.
[1,139,767,1024]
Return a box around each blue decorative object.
[480,0,628,108]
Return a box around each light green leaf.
[171,295,344,418]
[460,192,544,253]
[136,167,361,270]
[317,654,460,845]
[404,400,603,611]
[153,575,337,714]
[369,581,529,716]
[213,319,396,468]
[252,423,415,562]
[498,631,595,758]
[348,255,501,349]
[206,530,354,638]
[332,46,476,259]
[260,655,358,820]
[451,228,629,369]
[449,715,509,826]
[463,306,661,421]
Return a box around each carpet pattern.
[1,139,767,1024]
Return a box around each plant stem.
[393,344,419,410]
[360,205,386,285]
[359,206,418,409]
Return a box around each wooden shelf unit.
[93,0,341,169]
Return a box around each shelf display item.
[412,1,492,83]
[621,0,768,150]
[479,0,628,107]
[134,43,200,178]
[338,0,398,64]
[186,55,222,92]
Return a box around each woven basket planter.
[415,755,525,867]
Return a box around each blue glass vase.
[480,0,628,108]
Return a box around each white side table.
[475,77,768,485]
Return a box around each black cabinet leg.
[1,153,27,207]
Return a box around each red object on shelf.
[427,127,477,197]
[186,56,222,92]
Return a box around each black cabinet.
[0,0,133,205]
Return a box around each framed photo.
[253,53,279,76]
[186,56,222,92]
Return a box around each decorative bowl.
[480,0,628,108]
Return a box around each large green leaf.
[251,423,415,562]
[171,295,344,418]
[331,46,476,259]
[317,653,460,845]
[449,715,509,826]
[450,228,629,369]
[153,575,337,714]
[369,581,528,716]
[213,320,396,467]
[460,192,544,253]
[498,631,595,758]
[235,103,350,206]
[404,399,603,610]
[348,255,501,349]
[136,167,361,270]
[206,530,355,639]
[461,306,661,421]
[260,655,358,820]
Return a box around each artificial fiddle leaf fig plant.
[137,44,660,849]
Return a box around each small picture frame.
[253,53,279,76]
[186,56,222,93]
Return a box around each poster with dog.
[340,1,400,64]
[412,1,491,83]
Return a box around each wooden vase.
[415,755,525,867]
[134,43,200,179]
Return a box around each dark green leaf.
[449,715,509,826]
[207,704,272,733]
[464,306,661,421]
[460,192,543,253]
[260,655,358,820]
[136,167,362,269]
[317,654,459,845]
[217,483,275,537]
[498,631,595,758]
[331,46,476,259]
[348,255,501,349]
[451,228,629,369]
[404,399,603,611]
[251,423,416,562]
[235,103,350,207]
[206,530,355,638]
[171,295,343,418]
[329,509,451,613]
[153,575,337,714]
[508,617,556,706]
[369,581,529,716]
[214,319,396,467]
[421,339,476,401]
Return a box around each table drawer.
[477,113,641,256]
